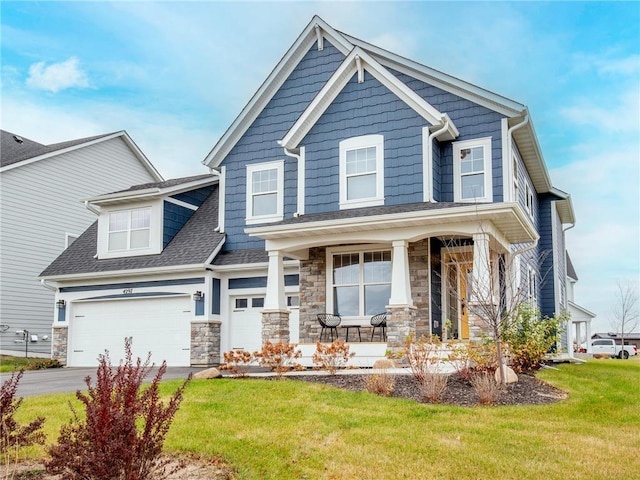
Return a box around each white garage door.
[69,296,191,367]
[230,295,299,352]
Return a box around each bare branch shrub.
[471,373,501,405]
[255,341,303,379]
[420,372,449,403]
[610,281,639,352]
[312,340,355,375]
[364,369,395,396]
[45,338,191,480]
[404,333,448,382]
[220,349,256,377]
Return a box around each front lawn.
[14,358,640,479]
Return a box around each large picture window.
[246,160,284,224]
[453,137,492,202]
[339,135,384,209]
[330,249,391,317]
[108,207,151,251]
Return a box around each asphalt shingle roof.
[103,174,216,196]
[1,129,114,168]
[566,252,578,280]
[40,184,224,278]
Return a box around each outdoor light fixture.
[193,291,203,301]
[56,299,66,309]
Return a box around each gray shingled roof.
[213,249,269,266]
[274,201,477,226]
[1,129,114,168]
[40,185,224,278]
[566,252,578,280]
[103,174,216,196]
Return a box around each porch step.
[297,342,388,368]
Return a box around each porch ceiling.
[246,202,538,252]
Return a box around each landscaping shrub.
[420,371,449,403]
[312,340,355,375]
[45,339,191,480]
[404,333,448,382]
[0,370,46,455]
[364,369,395,396]
[501,306,566,372]
[466,338,500,375]
[220,349,255,377]
[31,358,63,370]
[255,341,303,379]
[470,373,501,405]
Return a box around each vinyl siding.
[0,137,158,354]
[220,40,345,250]
[538,194,555,317]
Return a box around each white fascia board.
[568,300,597,319]
[281,47,454,150]
[84,176,218,205]
[204,236,226,265]
[510,117,554,194]
[342,33,525,118]
[203,16,353,168]
[39,263,211,282]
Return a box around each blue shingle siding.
[554,208,566,310]
[303,71,426,214]
[163,201,196,248]
[391,70,506,202]
[220,40,345,250]
[538,194,555,316]
[171,185,216,207]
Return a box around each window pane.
[287,296,300,307]
[235,298,248,309]
[334,286,359,316]
[252,297,264,308]
[347,173,376,200]
[364,285,391,315]
[252,168,277,193]
[346,147,376,175]
[461,146,484,174]
[253,192,277,216]
[108,231,127,251]
[333,254,359,284]
[109,212,128,232]
[461,174,484,199]
[131,208,150,229]
[130,229,150,249]
[364,251,391,283]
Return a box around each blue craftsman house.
[40,17,578,366]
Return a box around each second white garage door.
[69,295,192,367]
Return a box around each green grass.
[13,358,640,479]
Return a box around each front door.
[444,254,472,341]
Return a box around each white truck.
[591,339,637,359]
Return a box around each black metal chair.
[317,313,341,342]
[370,312,388,341]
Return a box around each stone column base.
[52,326,68,366]
[386,305,417,357]
[261,309,290,345]
[191,321,221,366]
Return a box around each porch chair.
[317,313,341,342]
[370,312,388,341]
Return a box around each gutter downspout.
[84,201,100,215]
[507,112,529,201]
[40,278,57,291]
[282,146,304,217]
[425,121,450,203]
[208,167,225,233]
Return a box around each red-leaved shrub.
[45,339,191,480]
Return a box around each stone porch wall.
[52,326,68,366]
[261,310,290,344]
[190,320,221,366]
[409,239,430,338]
[299,247,327,343]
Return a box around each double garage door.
[69,296,191,367]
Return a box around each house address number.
[123,288,133,294]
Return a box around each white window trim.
[527,264,538,306]
[453,137,493,203]
[245,160,284,225]
[326,244,392,319]
[97,202,162,259]
[339,135,384,210]
[525,182,534,217]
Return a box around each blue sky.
[2,1,638,334]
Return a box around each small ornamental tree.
[45,339,191,480]
[0,370,46,455]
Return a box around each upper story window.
[525,183,534,217]
[513,156,519,202]
[339,135,384,209]
[453,137,492,202]
[108,207,151,251]
[246,160,284,225]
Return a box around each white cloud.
[26,57,89,93]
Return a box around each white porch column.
[264,250,286,310]
[472,232,491,303]
[388,240,413,306]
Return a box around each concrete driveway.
[7,367,203,397]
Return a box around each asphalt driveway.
[7,367,203,397]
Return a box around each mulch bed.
[286,371,567,406]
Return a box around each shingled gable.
[279,47,459,150]
[40,179,224,279]
[0,130,162,180]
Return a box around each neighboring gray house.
[1,130,162,356]
[41,16,577,367]
[565,252,596,353]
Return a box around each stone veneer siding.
[52,326,68,366]
[261,310,290,344]
[299,247,327,343]
[408,239,431,338]
[190,320,221,366]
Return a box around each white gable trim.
[203,16,353,168]
[0,131,163,180]
[280,47,458,150]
